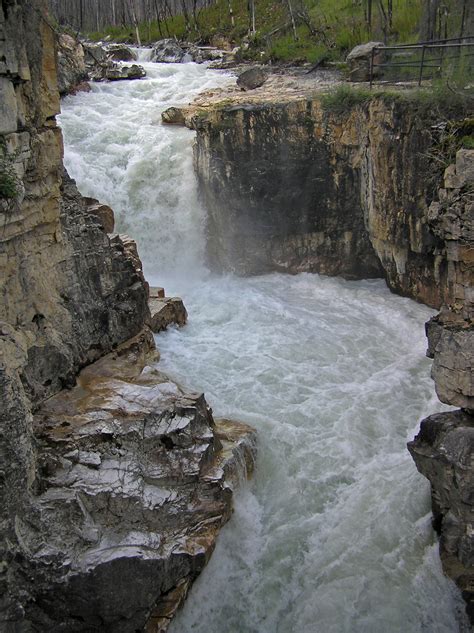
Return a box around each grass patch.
[320,84,375,114]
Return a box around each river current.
[59,56,466,632]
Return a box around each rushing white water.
[59,59,467,632]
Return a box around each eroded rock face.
[57,33,88,95]
[192,96,468,310]
[150,297,188,333]
[24,332,256,632]
[408,411,474,621]
[409,148,473,624]
[106,43,137,62]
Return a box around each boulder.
[83,42,108,68]
[151,39,191,63]
[161,106,186,125]
[236,67,267,91]
[346,41,385,82]
[106,43,137,62]
[105,62,146,81]
[149,297,188,333]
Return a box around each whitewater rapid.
[59,57,467,632]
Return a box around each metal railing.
[369,35,474,88]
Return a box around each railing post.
[418,45,426,86]
[370,47,375,89]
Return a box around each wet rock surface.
[408,410,474,622]
[57,38,146,92]
[26,331,256,632]
[152,39,191,64]
[150,297,188,333]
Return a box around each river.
[59,55,467,633]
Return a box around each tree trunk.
[286,0,298,41]
[227,0,234,27]
[248,0,256,35]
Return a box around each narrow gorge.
[1,1,473,632]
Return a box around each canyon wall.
[193,98,466,308]
[0,2,255,630]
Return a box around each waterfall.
[59,62,467,633]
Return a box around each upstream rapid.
[59,56,467,633]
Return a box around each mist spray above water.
[59,61,467,632]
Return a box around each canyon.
[0,1,473,631]
[0,2,254,631]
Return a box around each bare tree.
[227,0,234,27]
[127,0,142,45]
[285,0,298,41]
[248,0,256,35]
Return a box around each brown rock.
[85,200,115,233]
[149,297,188,333]
[150,286,165,298]
[162,106,186,125]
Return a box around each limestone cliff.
[192,97,461,308]
[408,150,473,623]
[0,2,255,630]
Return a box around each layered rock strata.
[1,1,256,630]
[29,332,256,632]
[409,149,474,624]
[190,95,457,308]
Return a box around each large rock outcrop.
[192,97,455,308]
[0,2,256,630]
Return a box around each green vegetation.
[320,80,473,118]
[89,0,433,63]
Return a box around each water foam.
[59,63,467,633]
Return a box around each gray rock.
[152,39,189,63]
[346,41,385,82]
[0,76,18,134]
[456,149,474,187]
[105,62,146,81]
[106,43,137,62]
[236,67,267,91]
[426,317,474,410]
[84,197,115,233]
[23,333,257,632]
[408,410,474,621]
